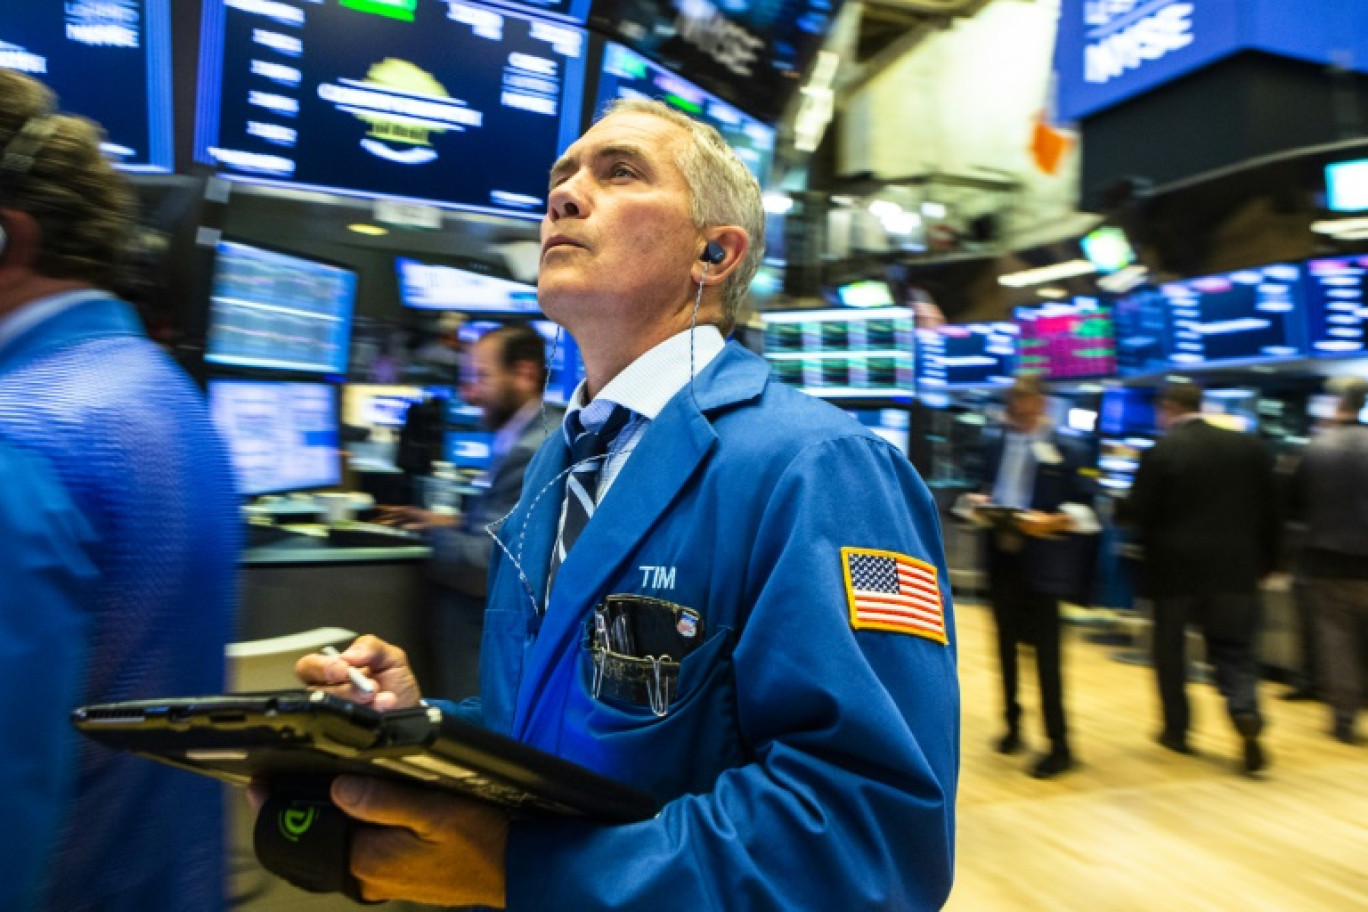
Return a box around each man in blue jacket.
[295,99,960,910]
[0,71,240,911]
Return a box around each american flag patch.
[842,547,947,644]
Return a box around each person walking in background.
[0,70,240,911]
[1121,381,1278,774]
[381,323,560,700]
[966,374,1099,779]
[1290,376,1368,744]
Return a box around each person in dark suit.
[967,375,1099,779]
[382,324,561,699]
[1121,381,1278,774]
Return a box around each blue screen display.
[1156,263,1308,368]
[396,257,540,313]
[0,0,172,171]
[1113,286,1171,377]
[1303,255,1368,358]
[588,0,834,122]
[206,241,357,375]
[209,379,341,496]
[915,322,1017,390]
[1099,386,1157,436]
[196,0,586,218]
[593,42,775,185]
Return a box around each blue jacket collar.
[0,294,142,371]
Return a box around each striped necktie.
[547,404,633,594]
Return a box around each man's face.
[538,112,701,332]
[467,337,522,430]
[1006,392,1045,433]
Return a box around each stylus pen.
[321,646,376,695]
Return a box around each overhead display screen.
[396,256,540,313]
[761,307,915,398]
[915,322,1017,390]
[1112,286,1170,377]
[588,0,835,123]
[593,41,775,185]
[1303,255,1368,358]
[196,0,587,219]
[206,240,357,375]
[1156,264,1308,367]
[0,0,173,171]
[1015,297,1117,380]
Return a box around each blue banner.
[1055,0,1368,122]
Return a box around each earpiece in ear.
[701,241,725,265]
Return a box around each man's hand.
[296,635,423,711]
[333,775,509,908]
[1015,510,1074,539]
[376,505,458,531]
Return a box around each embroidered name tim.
[639,565,676,590]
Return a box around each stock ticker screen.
[0,0,173,170]
[1014,298,1117,380]
[196,0,587,218]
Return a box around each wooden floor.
[948,600,1368,911]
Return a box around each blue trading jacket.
[0,296,240,912]
[442,342,960,910]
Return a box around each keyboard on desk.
[326,521,424,549]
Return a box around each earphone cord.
[483,443,639,616]
[688,261,708,411]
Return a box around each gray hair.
[0,69,133,288]
[600,98,765,334]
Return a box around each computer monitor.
[915,322,1017,390]
[587,0,833,123]
[592,41,775,185]
[1098,387,1158,437]
[343,384,429,432]
[195,0,587,219]
[1325,159,1368,213]
[396,257,540,314]
[208,379,341,496]
[1302,255,1368,358]
[836,280,896,309]
[1014,297,1118,380]
[1155,264,1308,368]
[0,0,174,171]
[760,308,916,398]
[205,240,357,376]
[1113,286,1170,377]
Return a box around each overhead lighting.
[1036,287,1068,299]
[763,192,794,215]
[921,201,947,219]
[1097,264,1149,294]
[1311,216,1368,236]
[348,223,389,236]
[998,259,1097,288]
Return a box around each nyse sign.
[1085,1,1195,86]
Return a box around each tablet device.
[71,689,657,824]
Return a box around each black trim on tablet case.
[71,690,657,823]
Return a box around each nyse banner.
[588,0,836,123]
[1056,0,1240,121]
[1056,0,1368,122]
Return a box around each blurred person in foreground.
[1289,376,1368,744]
[1121,381,1277,774]
[380,323,560,700]
[0,70,239,910]
[964,374,1099,779]
[278,99,960,909]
